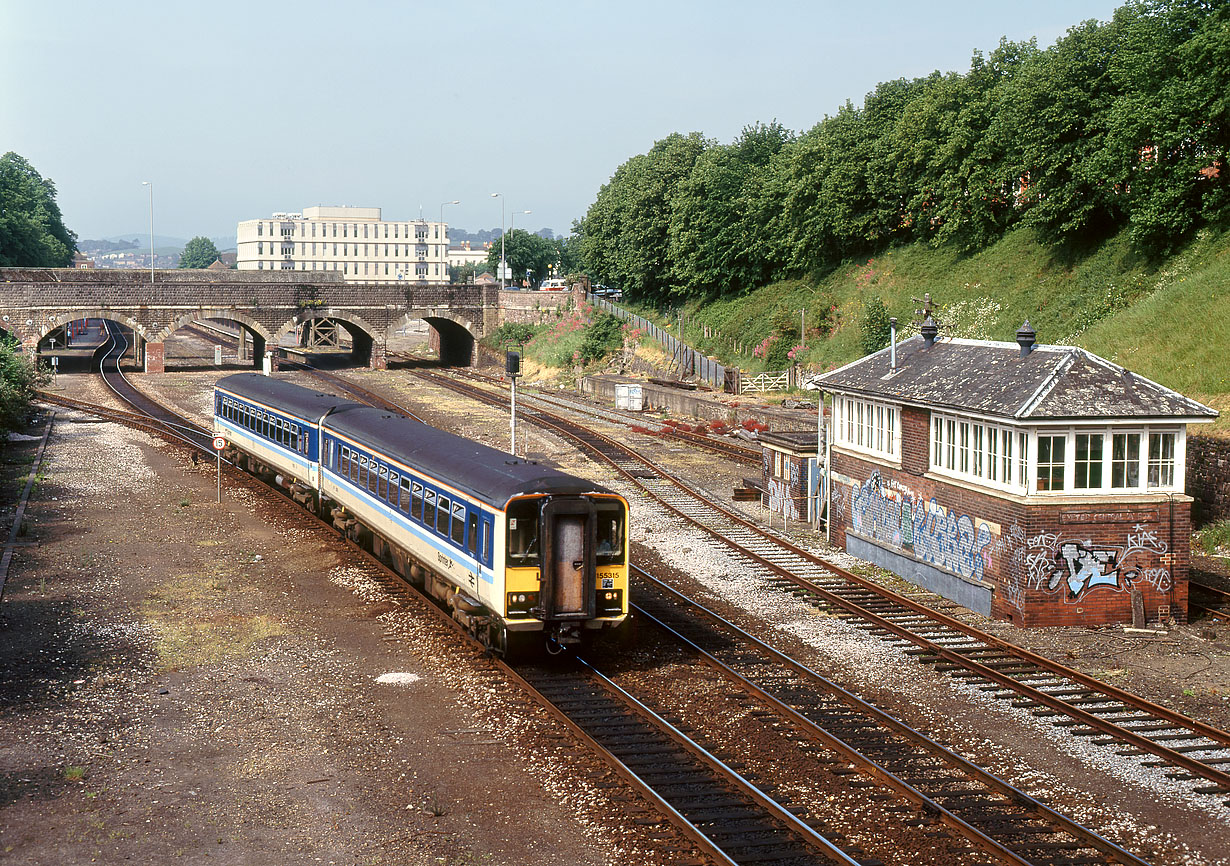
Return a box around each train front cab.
[503,492,628,651]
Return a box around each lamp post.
[439,199,459,228]
[508,209,530,287]
[141,181,154,284]
[490,193,504,288]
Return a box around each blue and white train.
[213,373,629,653]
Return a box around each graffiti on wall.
[847,473,996,582]
[994,522,1171,614]
[843,471,1173,615]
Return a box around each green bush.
[860,296,891,356]
[578,314,624,363]
[485,322,538,349]
[0,340,44,433]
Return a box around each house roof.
[814,335,1217,423]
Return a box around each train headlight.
[506,591,540,617]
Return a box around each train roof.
[324,406,615,508]
[216,372,362,420]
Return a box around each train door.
[540,497,595,619]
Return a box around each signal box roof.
[814,335,1217,423]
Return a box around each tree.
[179,236,221,269]
[485,229,559,285]
[0,152,77,267]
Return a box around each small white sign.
[212,435,226,451]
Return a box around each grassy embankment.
[658,225,1230,438]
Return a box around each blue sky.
[1,0,1124,243]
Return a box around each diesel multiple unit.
[213,373,629,652]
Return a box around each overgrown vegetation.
[1195,520,1230,556]
[0,339,46,434]
[575,2,1230,306]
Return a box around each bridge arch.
[393,311,478,366]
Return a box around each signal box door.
[541,498,595,619]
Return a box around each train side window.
[358,456,368,487]
[596,501,625,565]
[369,462,380,495]
[506,499,540,566]
[411,482,424,520]
[482,519,492,566]
[399,477,411,514]
[389,471,398,504]
[339,446,350,476]
[451,502,465,545]
[466,513,478,555]
[436,495,450,536]
[378,465,388,500]
[424,488,437,527]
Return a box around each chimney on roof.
[920,316,938,348]
[1016,320,1037,358]
[889,317,898,370]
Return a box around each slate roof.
[813,336,1217,422]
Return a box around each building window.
[1037,434,1066,491]
[1148,432,1175,488]
[257,223,263,237]
[257,242,263,255]
[931,412,1025,491]
[1111,433,1141,488]
[834,397,898,460]
[1074,433,1103,489]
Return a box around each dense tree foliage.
[0,152,77,268]
[486,228,561,285]
[575,1,1229,304]
[178,236,221,268]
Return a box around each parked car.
[593,285,623,300]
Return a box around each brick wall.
[1187,434,1230,524]
[498,288,575,325]
[829,441,1190,628]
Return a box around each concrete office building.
[236,206,449,285]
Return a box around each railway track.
[627,566,1151,866]
[47,366,882,865]
[406,367,1230,807]
[1189,579,1230,622]
[37,323,219,456]
[426,362,763,466]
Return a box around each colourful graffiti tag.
[996,521,1171,611]
[848,473,995,582]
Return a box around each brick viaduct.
[0,268,501,372]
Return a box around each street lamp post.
[141,181,154,284]
[490,193,505,288]
[508,210,530,287]
[439,200,459,284]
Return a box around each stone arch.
[160,309,273,347]
[33,309,150,347]
[274,309,383,368]
[392,311,478,367]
